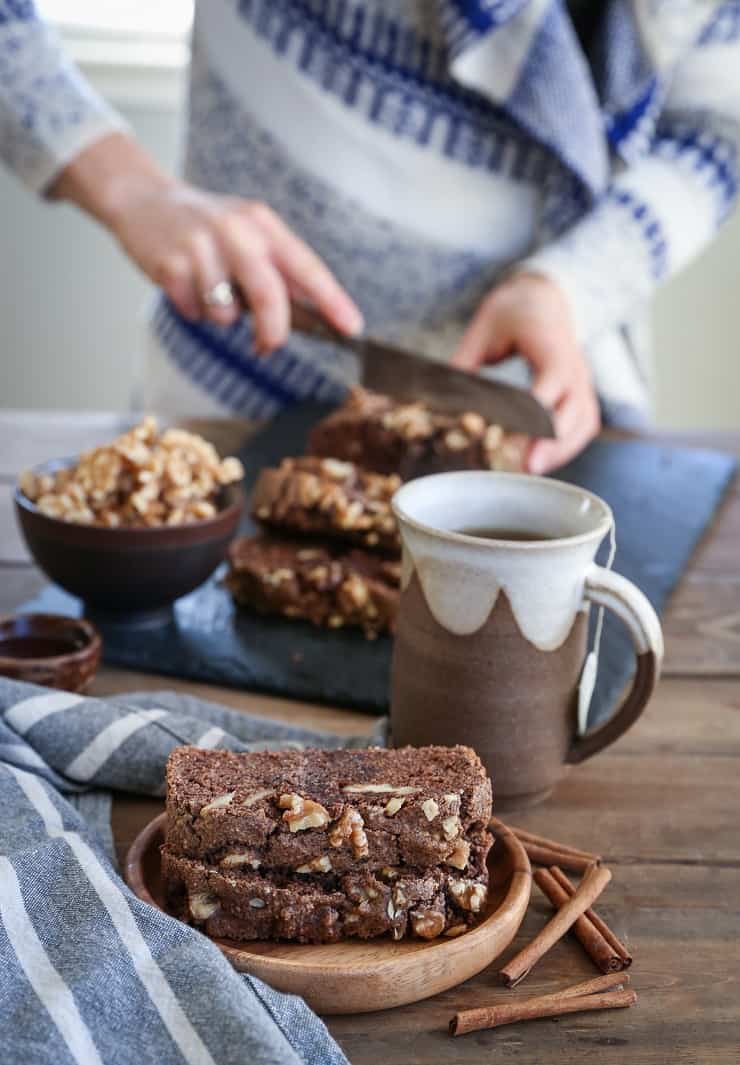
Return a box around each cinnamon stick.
[489,821,601,873]
[549,866,632,969]
[500,864,612,987]
[450,973,635,1037]
[534,868,625,973]
[509,826,599,862]
[518,842,595,874]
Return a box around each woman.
[2,1,738,472]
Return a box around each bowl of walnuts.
[15,417,245,626]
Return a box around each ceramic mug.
[390,472,664,809]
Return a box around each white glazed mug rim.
[391,470,614,551]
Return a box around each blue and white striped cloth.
[0,678,385,1065]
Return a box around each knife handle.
[290,302,349,346]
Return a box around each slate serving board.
[24,405,736,725]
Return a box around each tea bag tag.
[577,523,617,736]
[577,652,598,736]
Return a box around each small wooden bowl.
[0,613,102,692]
[125,814,531,1015]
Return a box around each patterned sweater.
[2,1,739,423]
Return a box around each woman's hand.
[51,133,363,352]
[452,272,600,473]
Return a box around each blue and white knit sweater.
[2,1,740,422]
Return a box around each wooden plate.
[125,814,531,1014]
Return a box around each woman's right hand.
[51,133,363,353]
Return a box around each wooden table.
[2,413,739,1064]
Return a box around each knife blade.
[290,303,555,438]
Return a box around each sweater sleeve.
[519,15,740,347]
[0,1,128,193]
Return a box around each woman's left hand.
[451,272,601,473]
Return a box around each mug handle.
[566,564,664,764]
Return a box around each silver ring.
[203,280,236,308]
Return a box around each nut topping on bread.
[163,744,492,943]
[279,793,331,832]
[199,791,235,815]
[328,808,369,859]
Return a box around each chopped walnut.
[279,793,331,832]
[295,856,332,874]
[342,784,419,795]
[241,788,274,807]
[382,404,434,440]
[20,418,243,527]
[441,815,461,840]
[449,879,487,913]
[189,891,219,920]
[338,575,369,610]
[421,798,440,822]
[321,458,355,481]
[445,840,471,870]
[200,791,235,815]
[444,923,469,938]
[444,429,470,452]
[262,567,294,587]
[384,796,406,817]
[460,412,486,438]
[329,808,369,859]
[221,851,261,869]
[392,885,407,908]
[410,909,445,939]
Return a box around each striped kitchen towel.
[0,677,385,1065]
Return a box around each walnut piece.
[379,866,400,880]
[449,879,487,913]
[242,787,275,807]
[221,851,261,869]
[342,784,419,795]
[200,791,235,815]
[421,798,440,822]
[384,796,406,817]
[444,923,469,938]
[392,885,407,908]
[445,840,471,870]
[410,909,445,940]
[444,429,470,452]
[441,815,461,840]
[460,412,486,437]
[295,856,332,874]
[347,882,380,906]
[189,891,219,920]
[278,793,331,832]
[328,808,369,859]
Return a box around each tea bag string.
[577,522,617,735]
[593,521,617,661]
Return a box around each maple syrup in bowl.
[0,614,102,692]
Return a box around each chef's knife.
[290,303,555,438]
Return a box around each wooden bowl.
[125,814,531,1014]
[15,459,243,624]
[0,613,101,691]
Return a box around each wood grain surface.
[1,413,739,1063]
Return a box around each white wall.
[653,209,740,429]
[0,104,182,411]
[0,28,739,428]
